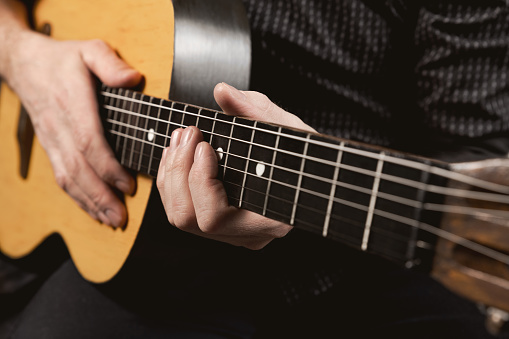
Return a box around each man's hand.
[2,30,141,227]
[156,83,315,250]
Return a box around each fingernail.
[97,211,110,225]
[105,209,122,228]
[115,179,133,195]
[170,129,182,151]
[222,82,246,101]
[182,127,194,146]
[194,143,204,162]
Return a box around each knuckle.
[55,156,79,191]
[198,216,221,235]
[74,130,94,156]
[87,39,109,52]
[171,209,196,232]
[54,169,69,192]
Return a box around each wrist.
[0,0,31,82]
[0,28,37,87]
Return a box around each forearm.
[0,0,31,80]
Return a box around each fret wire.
[181,104,188,127]
[107,125,509,209]
[130,91,141,169]
[108,87,120,152]
[122,91,135,168]
[223,116,236,179]
[116,88,126,154]
[263,127,281,216]
[290,134,310,225]
[210,111,218,146]
[103,89,509,195]
[107,128,509,264]
[147,96,159,175]
[164,100,174,148]
[196,108,201,131]
[238,121,257,208]
[362,152,385,251]
[323,142,345,237]
[137,94,149,172]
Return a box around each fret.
[182,104,197,128]
[147,98,165,177]
[368,160,428,264]
[323,142,345,237]
[129,92,143,170]
[238,121,257,208]
[138,95,156,175]
[136,94,150,173]
[210,111,218,146]
[241,122,279,215]
[263,126,281,217]
[195,108,215,143]
[223,117,254,206]
[265,129,308,225]
[120,90,136,168]
[295,134,343,234]
[290,134,310,225]
[361,152,385,251]
[169,102,186,130]
[161,100,175,148]
[211,113,235,182]
[327,144,379,248]
[112,88,125,154]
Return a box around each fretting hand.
[156,83,315,249]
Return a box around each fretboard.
[100,85,448,270]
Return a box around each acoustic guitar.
[1,0,509,333]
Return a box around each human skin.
[0,0,312,249]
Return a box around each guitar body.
[0,0,174,283]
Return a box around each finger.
[156,146,170,205]
[213,82,315,132]
[80,39,142,88]
[168,127,202,230]
[67,78,136,195]
[189,141,293,239]
[157,129,183,223]
[50,149,127,228]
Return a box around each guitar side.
[0,0,175,283]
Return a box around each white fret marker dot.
[216,147,224,161]
[256,162,266,177]
[147,128,155,142]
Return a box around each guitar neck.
[100,85,449,270]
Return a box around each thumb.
[80,39,142,88]
[214,83,315,132]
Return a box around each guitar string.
[107,127,509,266]
[106,118,509,210]
[102,97,509,203]
[102,89,509,195]
[107,126,509,230]
[222,180,509,266]
[102,93,509,264]
[231,195,414,262]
